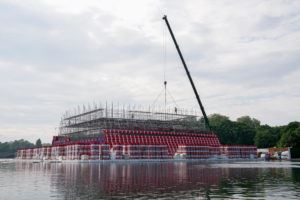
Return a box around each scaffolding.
[59,103,208,137]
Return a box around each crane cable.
[151,20,179,113]
[163,21,167,112]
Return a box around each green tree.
[237,116,260,129]
[234,122,256,145]
[0,139,35,158]
[219,121,255,145]
[254,125,281,148]
[35,138,42,147]
[278,122,300,147]
[209,114,230,127]
[209,114,231,144]
[209,114,255,145]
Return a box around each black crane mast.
[162,15,211,131]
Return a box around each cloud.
[0,0,299,142]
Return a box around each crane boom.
[162,15,211,131]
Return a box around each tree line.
[0,139,42,158]
[207,114,300,148]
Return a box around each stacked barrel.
[90,144,99,160]
[16,129,258,160]
[176,146,211,159]
[16,150,20,159]
[220,145,257,159]
[32,148,41,159]
[99,145,110,160]
[122,145,169,159]
[104,129,221,157]
[16,149,26,159]
[51,146,66,159]
[241,146,257,158]
[46,147,52,159]
[50,146,57,160]
[111,145,123,159]
[16,149,21,159]
[65,144,88,160]
[25,148,33,159]
[29,147,51,160]
[40,147,49,159]
[210,146,221,157]
[65,145,76,160]
[63,144,110,160]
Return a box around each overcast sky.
[0,0,299,143]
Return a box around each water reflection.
[11,161,300,199]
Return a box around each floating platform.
[16,105,257,161]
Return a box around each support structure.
[59,103,206,137]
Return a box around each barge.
[16,105,257,161]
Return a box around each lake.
[0,160,300,199]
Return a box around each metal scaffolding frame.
[59,103,208,137]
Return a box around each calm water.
[0,160,300,199]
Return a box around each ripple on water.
[0,160,299,199]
